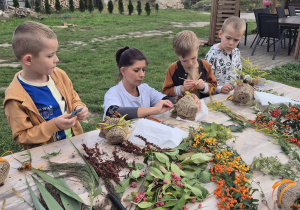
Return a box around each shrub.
[118,0,124,14]
[69,0,75,12]
[155,3,159,13]
[35,0,41,12]
[45,0,51,14]
[79,0,85,12]
[13,0,19,8]
[25,0,31,8]
[137,0,142,15]
[145,2,150,16]
[55,0,61,12]
[98,0,103,13]
[128,0,133,15]
[108,0,113,14]
[88,0,93,12]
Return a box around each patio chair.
[276,7,287,18]
[288,5,297,16]
[251,13,289,60]
[250,9,268,48]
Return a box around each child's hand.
[74,106,88,121]
[221,84,234,94]
[249,79,259,86]
[181,80,195,93]
[194,79,205,91]
[54,114,77,130]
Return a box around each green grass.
[0,8,299,155]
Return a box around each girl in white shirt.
[103,47,174,120]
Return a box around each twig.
[252,177,271,210]
[178,77,186,81]
[12,188,34,208]
[1,199,5,210]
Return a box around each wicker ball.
[233,83,254,105]
[102,118,128,145]
[176,95,198,120]
[0,160,10,185]
[277,183,300,209]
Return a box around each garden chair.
[251,13,289,60]
[288,5,297,16]
[250,8,268,48]
[276,7,287,18]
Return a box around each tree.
[79,0,85,12]
[107,0,113,14]
[155,3,159,14]
[97,0,103,13]
[45,0,51,14]
[137,0,142,15]
[88,0,93,12]
[55,0,62,12]
[25,0,31,8]
[118,0,124,14]
[128,0,133,15]
[69,0,75,12]
[13,0,19,8]
[35,0,41,12]
[145,2,150,16]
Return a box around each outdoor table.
[279,16,300,60]
[1,81,300,210]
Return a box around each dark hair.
[115,47,148,82]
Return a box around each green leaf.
[154,152,169,163]
[46,156,81,210]
[163,200,178,207]
[132,169,142,179]
[70,140,99,185]
[137,201,152,208]
[135,163,145,170]
[170,163,180,176]
[31,168,85,204]
[159,165,168,174]
[93,185,102,197]
[190,187,202,197]
[41,150,61,159]
[198,169,211,183]
[164,172,172,183]
[150,167,164,179]
[31,176,64,210]
[191,153,213,164]
[25,177,46,210]
[115,177,130,193]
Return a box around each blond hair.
[12,21,57,60]
[221,16,246,33]
[173,30,199,58]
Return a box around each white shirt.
[103,81,166,115]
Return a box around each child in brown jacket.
[162,30,217,99]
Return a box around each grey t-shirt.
[103,81,166,118]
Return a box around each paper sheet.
[254,91,300,106]
[128,119,188,148]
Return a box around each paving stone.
[239,34,299,70]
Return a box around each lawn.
[0,8,299,155]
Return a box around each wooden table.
[1,81,300,210]
[279,16,300,60]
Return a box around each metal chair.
[250,9,269,48]
[276,7,287,18]
[251,13,289,60]
[288,5,297,16]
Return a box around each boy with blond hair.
[205,16,246,94]
[162,30,217,99]
[4,21,88,149]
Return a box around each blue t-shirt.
[18,75,72,141]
